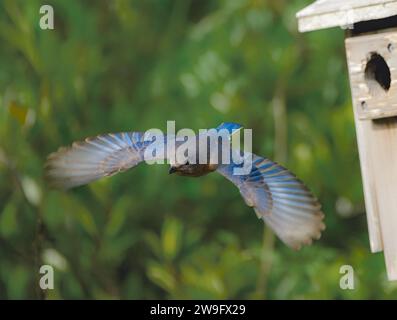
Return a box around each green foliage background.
[0,0,396,299]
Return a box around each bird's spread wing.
[217,153,325,249]
[45,132,152,189]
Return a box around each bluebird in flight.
[45,122,325,249]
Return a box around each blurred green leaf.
[147,262,176,294]
[0,202,17,237]
[161,217,183,262]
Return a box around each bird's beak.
[169,166,177,174]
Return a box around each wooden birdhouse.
[296,0,397,280]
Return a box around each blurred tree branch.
[255,80,287,299]
[1,152,46,299]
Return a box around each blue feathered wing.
[217,153,325,249]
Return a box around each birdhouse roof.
[296,0,397,32]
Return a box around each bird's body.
[45,122,325,249]
[170,163,217,177]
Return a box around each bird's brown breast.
[177,163,217,177]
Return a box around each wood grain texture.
[345,39,384,254]
[346,29,397,280]
[297,0,397,32]
[370,118,397,280]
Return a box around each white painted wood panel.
[297,0,397,32]
[346,29,397,279]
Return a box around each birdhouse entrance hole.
[365,53,391,93]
